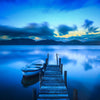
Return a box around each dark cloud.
[0,22,54,39]
[58,25,77,35]
[88,26,99,33]
[82,19,94,29]
[82,19,100,34]
[0,26,33,37]
[24,22,54,39]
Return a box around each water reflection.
[83,62,92,71]
[89,84,100,100]
[61,56,77,65]
[0,45,100,100]
[21,74,39,88]
[68,79,90,100]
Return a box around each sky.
[0,0,100,41]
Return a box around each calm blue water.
[0,45,100,100]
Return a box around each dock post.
[47,53,49,60]
[61,64,63,74]
[43,63,46,71]
[33,88,37,100]
[46,58,48,65]
[73,89,78,100]
[39,72,42,87]
[56,53,58,65]
[64,71,67,88]
[59,58,61,67]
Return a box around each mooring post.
[73,89,78,100]
[61,64,63,74]
[39,72,42,87]
[56,53,58,65]
[46,58,48,65]
[33,88,37,100]
[47,53,49,60]
[59,58,61,67]
[43,63,46,70]
[64,71,67,88]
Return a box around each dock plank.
[37,65,69,100]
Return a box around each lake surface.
[0,45,100,100]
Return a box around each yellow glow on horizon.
[54,30,59,36]
[29,36,41,40]
[54,30,86,38]
[35,37,40,40]
[0,35,10,40]
[54,29,100,38]
[89,32,100,35]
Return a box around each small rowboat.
[21,60,44,77]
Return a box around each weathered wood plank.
[38,97,69,99]
[43,77,63,80]
[41,83,65,86]
[37,65,69,100]
[41,86,66,89]
[39,94,68,97]
[38,98,69,100]
[45,71,61,73]
[39,90,68,94]
[43,75,62,77]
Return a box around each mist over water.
[0,45,100,100]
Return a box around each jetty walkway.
[37,54,70,100]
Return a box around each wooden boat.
[21,60,44,77]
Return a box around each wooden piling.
[59,58,61,66]
[33,88,37,100]
[43,63,46,70]
[73,89,78,100]
[56,53,58,65]
[64,71,67,88]
[46,58,48,65]
[61,64,63,74]
[39,72,42,87]
[47,53,49,59]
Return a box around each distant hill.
[0,39,36,45]
[64,40,83,45]
[0,38,100,45]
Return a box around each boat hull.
[22,69,42,77]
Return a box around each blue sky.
[0,0,100,41]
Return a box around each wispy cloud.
[1,0,100,12]
[82,19,93,29]
[82,19,100,34]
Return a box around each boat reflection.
[21,74,39,87]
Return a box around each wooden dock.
[37,54,70,100]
